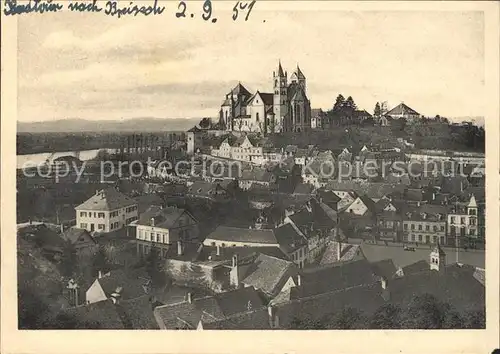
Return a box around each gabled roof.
[199,307,271,329]
[96,269,151,301]
[63,228,96,245]
[154,287,265,329]
[242,254,298,296]
[117,295,158,329]
[248,91,274,106]
[292,259,378,299]
[274,223,307,254]
[386,103,420,116]
[59,299,124,329]
[205,226,279,245]
[231,82,251,97]
[137,205,194,229]
[75,188,136,211]
[240,168,274,183]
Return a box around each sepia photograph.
[2,1,500,353]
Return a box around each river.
[17,148,118,170]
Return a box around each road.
[360,243,485,269]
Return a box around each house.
[337,191,358,211]
[135,205,199,257]
[197,306,272,329]
[311,108,326,129]
[447,194,481,246]
[238,167,277,191]
[85,268,152,304]
[75,188,138,233]
[62,228,98,257]
[284,199,338,263]
[274,223,308,268]
[376,212,403,242]
[153,286,265,329]
[210,135,284,166]
[402,204,447,245]
[386,102,421,121]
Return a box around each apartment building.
[402,205,447,245]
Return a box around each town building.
[447,194,481,246]
[311,108,326,129]
[135,205,199,257]
[219,61,312,133]
[75,188,138,233]
[187,126,204,155]
[402,205,447,245]
[210,135,284,166]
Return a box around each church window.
[275,79,278,87]
[256,113,260,122]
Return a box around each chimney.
[297,274,302,287]
[230,254,240,288]
[60,223,64,234]
[380,277,388,290]
[337,241,342,260]
[150,217,155,227]
[432,192,436,201]
[187,292,193,304]
[460,181,464,193]
[216,244,221,256]
[232,254,238,268]
[177,240,183,256]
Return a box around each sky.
[17,3,485,122]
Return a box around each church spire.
[277,60,285,76]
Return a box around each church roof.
[231,82,251,97]
[295,65,305,79]
[248,91,274,106]
[386,103,420,116]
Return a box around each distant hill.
[17,118,201,133]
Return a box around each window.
[80,212,87,217]
[80,223,87,229]
[418,224,422,231]
[256,112,260,122]
[411,224,415,230]
[98,213,105,218]
[440,226,445,231]
[450,216,456,224]
[411,234,415,242]
[460,217,466,225]
[98,224,105,230]
[418,235,422,242]
[469,208,476,215]
[433,225,438,232]
[470,229,476,236]
[425,225,430,231]
[403,234,408,241]
[404,224,408,230]
[139,230,143,239]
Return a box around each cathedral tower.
[290,65,306,93]
[273,61,288,132]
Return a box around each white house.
[75,188,138,233]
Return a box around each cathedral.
[219,61,312,133]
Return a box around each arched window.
[256,112,260,122]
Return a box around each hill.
[17,117,200,133]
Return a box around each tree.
[60,242,77,278]
[324,307,366,329]
[199,118,212,129]
[333,94,346,112]
[91,246,110,277]
[145,243,166,289]
[369,304,402,329]
[374,102,381,117]
[402,294,446,329]
[345,96,357,112]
